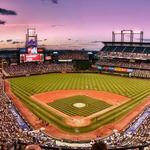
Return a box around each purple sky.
[0,0,150,50]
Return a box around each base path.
[32,90,129,105]
[5,80,150,141]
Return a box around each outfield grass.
[9,73,150,133]
[48,95,111,116]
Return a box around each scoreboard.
[19,47,44,63]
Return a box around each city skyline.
[0,0,150,50]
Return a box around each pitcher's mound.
[73,103,86,108]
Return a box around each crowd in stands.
[131,70,150,79]
[102,107,150,149]
[0,75,34,148]
[58,51,89,60]
[99,51,150,60]
[97,44,150,79]
[96,59,150,70]
[96,59,150,78]
[3,63,74,76]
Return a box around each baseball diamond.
[6,73,150,140]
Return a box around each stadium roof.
[102,41,150,46]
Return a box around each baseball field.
[7,73,150,140]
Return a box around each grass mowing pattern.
[9,73,150,133]
[48,95,111,117]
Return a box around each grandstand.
[100,41,150,59]
[95,30,150,79]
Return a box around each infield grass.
[48,95,111,116]
[9,73,150,133]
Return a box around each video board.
[20,54,43,63]
[27,47,37,54]
[19,47,44,63]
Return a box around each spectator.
[25,144,41,150]
[91,141,108,150]
[4,62,74,77]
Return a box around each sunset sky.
[0,0,150,50]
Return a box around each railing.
[0,142,149,150]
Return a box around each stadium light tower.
[112,30,144,43]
